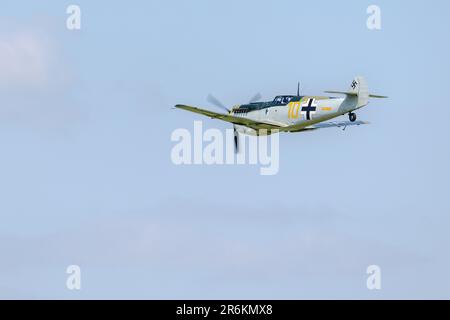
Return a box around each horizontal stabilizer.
[325,91,387,99]
[369,94,388,98]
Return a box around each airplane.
[175,76,387,151]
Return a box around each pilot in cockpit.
[282,96,293,105]
[274,96,291,105]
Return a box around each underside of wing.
[281,120,369,132]
[175,104,286,130]
[305,120,369,130]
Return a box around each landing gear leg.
[349,112,357,122]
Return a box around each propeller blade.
[233,126,239,153]
[207,94,230,113]
[249,93,262,103]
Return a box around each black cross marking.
[351,80,358,90]
[301,98,317,121]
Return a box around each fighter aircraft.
[175,76,387,151]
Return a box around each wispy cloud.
[0,29,50,88]
[0,21,87,132]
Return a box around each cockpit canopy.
[273,95,295,105]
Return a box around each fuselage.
[231,95,360,135]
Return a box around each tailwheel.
[349,112,357,122]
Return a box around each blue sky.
[1,0,449,299]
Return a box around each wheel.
[349,112,357,122]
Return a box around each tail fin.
[325,76,387,108]
[351,76,369,108]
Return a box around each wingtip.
[174,104,191,110]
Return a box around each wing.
[305,120,369,130]
[280,120,369,132]
[175,104,287,130]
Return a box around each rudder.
[349,76,369,108]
